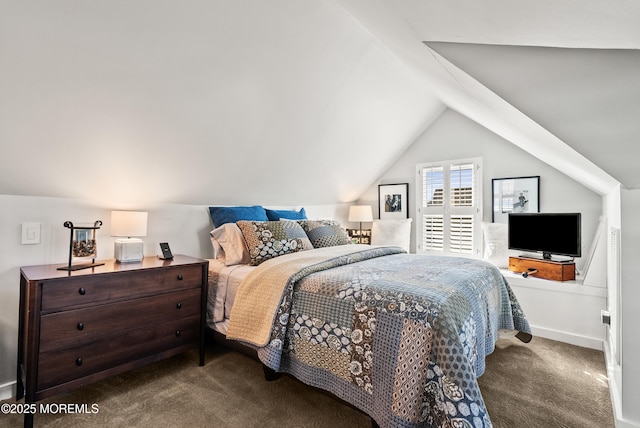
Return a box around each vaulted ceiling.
[1,0,638,207]
[426,43,640,189]
[337,0,638,194]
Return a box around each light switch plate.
[22,222,41,244]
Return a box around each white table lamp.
[111,211,148,263]
[348,205,373,242]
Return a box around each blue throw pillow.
[265,207,307,221]
[209,206,268,228]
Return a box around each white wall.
[359,109,603,268]
[620,189,640,425]
[358,110,606,349]
[358,109,607,348]
[0,195,349,398]
[360,109,640,426]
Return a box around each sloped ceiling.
[1,0,638,207]
[0,1,443,206]
[425,43,640,189]
[337,0,637,194]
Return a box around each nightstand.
[16,255,209,428]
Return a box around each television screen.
[508,213,581,259]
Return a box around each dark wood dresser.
[16,255,209,428]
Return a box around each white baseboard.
[529,325,604,350]
[603,340,640,428]
[0,381,15,401]
[616,419,640,428]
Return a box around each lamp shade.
[348,205,373,223]
[110,211,148,237]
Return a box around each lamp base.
[114,238,144,263]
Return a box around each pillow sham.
[208,205,268,228]
[371,218,412,253]
[265,207,307,221]
[237,220,308,266]
[298,220,351,248]
[482,222,509,269]
[209,223,251,266]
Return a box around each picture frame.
[378,183,409,220]
[492,176,540,223]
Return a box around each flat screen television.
[508,213,581,260]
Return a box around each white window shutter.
[449,215,474,253]
[416,158,482,257]
[422,215,444,251]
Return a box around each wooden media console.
[508,256,576,281]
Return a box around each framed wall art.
[492,176,540,223]
[378,183,409,220]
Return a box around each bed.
[205,210,531,428]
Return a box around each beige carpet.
[1,336,614,428]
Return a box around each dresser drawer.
[39,288,201,353]
[41,264,203,311]
[37,315,200,390]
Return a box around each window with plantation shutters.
[416,158,482,257]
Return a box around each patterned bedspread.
[226,245,531,428]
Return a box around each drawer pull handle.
[175,330,181,337]
[176,302,182,309]
[177,275,184,281]
[78,287,86,295]
[75,357,83,366]
[77,322,84,331]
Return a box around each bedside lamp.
[111,211,148,263]
[348,205,373,243]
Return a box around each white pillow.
[209,223,250,266]
[482,222,509,268]
[371,219,412,253]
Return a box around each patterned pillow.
[298,220,351,248]
[237,220,310,266]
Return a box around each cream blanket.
[226,244,375,346]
